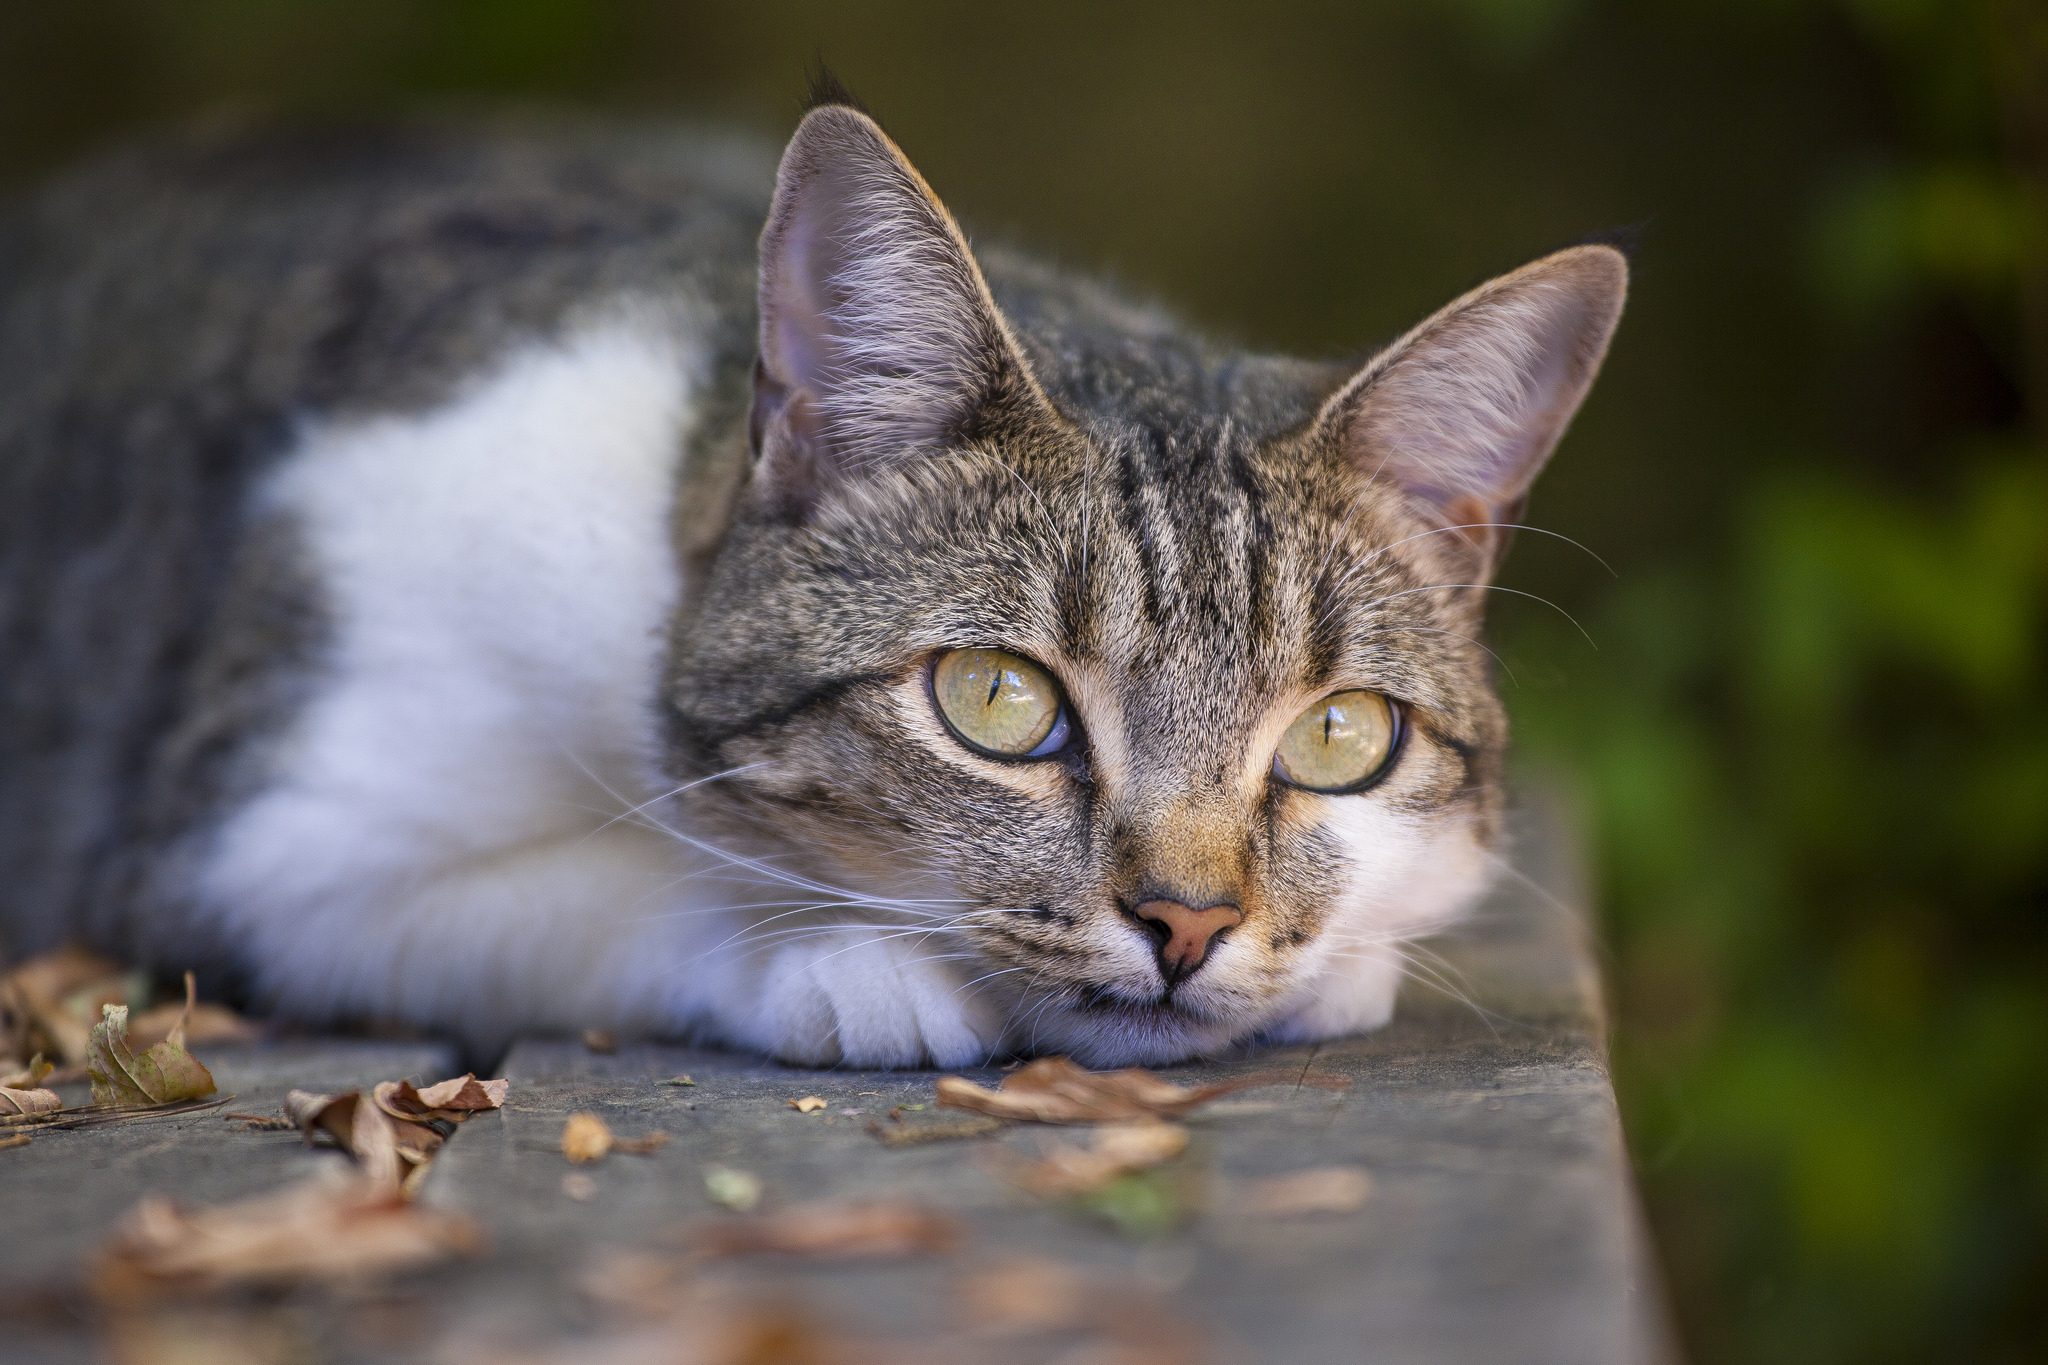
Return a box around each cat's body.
[0,101,1625,1067]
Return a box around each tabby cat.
[0,91,1625,1067]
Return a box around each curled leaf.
[285,1088,406,1193]
[936,1056,1346,1124]
[0,1053,53,1090]
[0,1085,61,1117]
[86,974,217,1106]
[788,1096,827,1113]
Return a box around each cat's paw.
[738,928,999,1068]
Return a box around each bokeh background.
[3,2,2042,1360]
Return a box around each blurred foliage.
[0,1,2042,1359]
[1500,2,2048,1360]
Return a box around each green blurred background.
[3,2,2041,1359]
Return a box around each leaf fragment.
[562,1112,668,1163]
[0,1133,29,1150]
[90,1174,483,1303]
[1226,1165,1373,1216]
[703,1164,762,1211]
[85,974,217,1107]
[660,1074,697,1087]
[935,1056,1347,1124]
[989,1121,1189,1196]
[0,1053,52,1090]
[696,1199,961,1259]
[788,1095,827,1113]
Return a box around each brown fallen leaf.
[0,1085,61,1118]
[90,1173,483,1303]
[990,1121,1190,1197]
[285,1088,409,1192]
[372,1074,508,1127]
[561,1111,668,1163]
[86,974,217,1107]
[1,944,130,1065]
[414,1073,510,1110]
[1226,1165,1373,1217]
[787,1095,827,1113]
[935,1056,1347,1125]
[866,1114,1003,1147]
[696,1199,962,1259]
[0,1052,52,1090]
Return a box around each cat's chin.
[1003,997,1252,1069]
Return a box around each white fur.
[1264,800,1494,1043]
[198,315,988,1062]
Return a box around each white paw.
[738,928,999,1068]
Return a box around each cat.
[0,89,1625,1069]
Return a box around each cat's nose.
[1131,899,1243,983]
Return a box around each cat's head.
[665,102,1625,1065]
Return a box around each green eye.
[930,648,1072,759]
[1272,690,1399,793]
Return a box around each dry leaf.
[86,975,217,1107]
[867,1115,1003,1146]
[560,1111,665,1163]
[957,1256,1094,1335]
[1227,1166,1373,1217]
[992,1122,1190,1196]
[90,1173,482,1302]
[661,1074,696,1087]
[413,1073,509,1110]
[0,1052,52,1089]
[703,1165,762,1212]
[285,1088,407,1192]
[0,1085,61,1117]
[935,1056,1347,1124]
[0,1133,28,1151]
[562,1112,612,1163]
[787,1095,827,1113]
[1,944,129,1065]
[697,1199,962,1260]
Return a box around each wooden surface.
[5,800,1675,1363]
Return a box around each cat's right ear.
[750,104,1047,519]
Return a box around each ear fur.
[1320,244,1627,572]
[751,104,1044,517]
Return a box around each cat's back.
[0,118,772,959]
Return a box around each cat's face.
[664,103,1623,1064]
[671,414,1504,1063]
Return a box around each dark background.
[4,3,2042,1360]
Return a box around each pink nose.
[1132,899,1244,982]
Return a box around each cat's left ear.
[750,103,1051,518]
[1318,244,1627,576]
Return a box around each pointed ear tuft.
[750,104,1039,519]
[803,62,873,118]
[1322,244,1627,569]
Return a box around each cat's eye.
[1272,690,1400,793]
[930,648,1073,759]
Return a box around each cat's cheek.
[1261,950,1406,1044]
